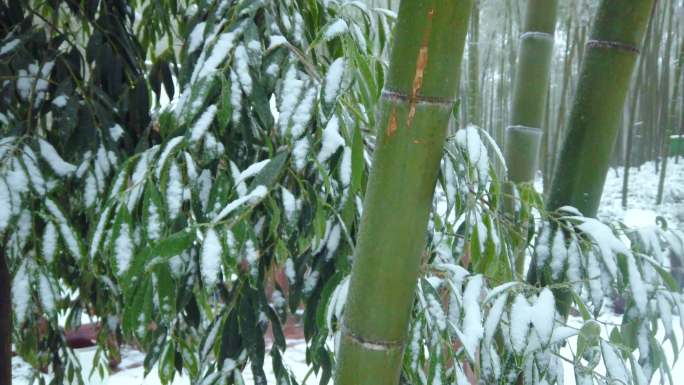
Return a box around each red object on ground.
[64,323,99,349]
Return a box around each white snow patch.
[38,139,76,176]
[42,221,58,263]
[51,94,68,107]
[201,228,223,286]
[324,58,345,103]
[324,20,348,40]
[317,116,345,163]
[115,223,133,276]
[190,105,217,143]
[187,22,206,53]
[166,163,184,219]
[213,185,268,223]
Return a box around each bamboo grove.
[1,1,684,385]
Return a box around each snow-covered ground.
[12,158,684,384]
[598,158,684,230]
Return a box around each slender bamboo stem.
[504,0,558,185]
[0,250,11,385]
[334,2,472,384]
[656,24,684,204]
[546,0,656,217]
[467,0,481,126]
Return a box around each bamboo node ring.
[520,31,554,41]
[586,39,640,54]
[381,88,455,108]
[341,323,404,352]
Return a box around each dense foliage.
[1,1,684,385]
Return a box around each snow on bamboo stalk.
[504,0,558,185]
[546,0,656,217]
[333,2,472,385]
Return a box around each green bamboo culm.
[502,0,558,276]
[504,0,558,185]
[546,0,656,217]
[333,1,472,385]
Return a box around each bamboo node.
[506,125,542,136]
[520,31,554,41]
[586,39,639,54]
[341,323,404,352]
[381,89,454,108]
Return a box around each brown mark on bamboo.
[407,8,435,128]
[387,107,398,138]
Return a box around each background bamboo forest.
[2,1,684,385]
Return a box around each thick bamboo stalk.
[504,0,558,185]
[333,2,472,385]
[546,0,656,217]
[0,251,11,385]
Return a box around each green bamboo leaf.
[248,151,289,190]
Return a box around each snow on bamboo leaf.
[550,229,567,280]
[167,163,184,219]
[325,224,341,260]
[510,293,532,354]
[156,136,185,178]
[458,276,484,361]
[324,20,348,41]
[45,198,82,259]
[455,126,489,184]
[84,172,97,208]
[12,261,30,325]
[90,205,112,259]
[627,253,647,315]
[531,288,555,344]
[190,106,218,143]
[244,239,258,275]
[484,292,508,346]
[230,70,242,123]
[233,45,252,95]
[42,221,57,263]
[278,67,304,136]
[290,87,316,138]
[127,147,158,211]
[187,22,206,54]
[193,31,240,83]
[292,138,309,171]
[115,223,133,276]
[317,116,344,163]
[201,228,223,286]
[0,179,10,231]
[39,273,55,314]
[281,187,297,223]
[567,215,630,278]
[324,58,345,103]
[147,201,162,241]
[110,124,124,142]
[601,340,629,384]
[234,159,270,185]
[22,146,46,195]
[213,185,268,223]
[339,147,351,186]
[284,258,295,283]
[38,139,76,176]
[96,146,111,177]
